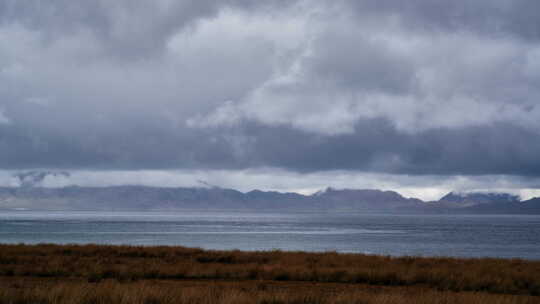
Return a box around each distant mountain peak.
[439,191,520,205]
[0,184,538,213]
[318,187,405,198]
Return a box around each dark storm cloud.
[0,115,246,170]
[239,120,540,176]
[347,0,540,41]
[1,0,540,180]
[2,116,539,177]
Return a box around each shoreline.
[0,241,538,261]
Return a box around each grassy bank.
[0,244,539,303]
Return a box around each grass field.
[0,243,539,303]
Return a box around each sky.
[1,0,540,200]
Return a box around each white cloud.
[0,109,10,124]
[188,17,540,135]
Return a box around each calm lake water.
[1,211,539,260]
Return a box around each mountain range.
[0,185,538,214]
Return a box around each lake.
[1,211,539,260]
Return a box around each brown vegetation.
[0,243,539,303]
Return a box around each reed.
[0,243,539,303]
[1,280,538,304]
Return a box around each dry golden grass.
[0,243,539,303]
[1,278,538,304]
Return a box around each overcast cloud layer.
[1,1,540,194]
